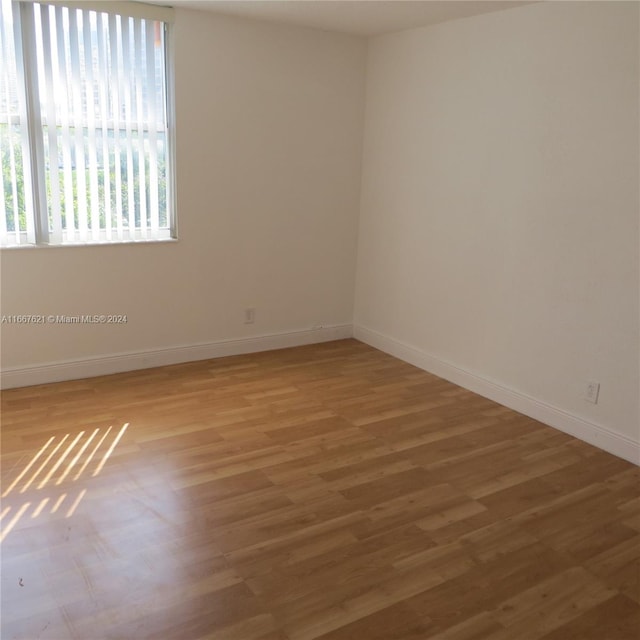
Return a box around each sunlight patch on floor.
[0,423,130,544]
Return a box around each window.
[0,0,175,247]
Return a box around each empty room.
[1,0,638,638]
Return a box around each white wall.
[2,1,637,460]
[355,2,639,449]
[1,9,366,374]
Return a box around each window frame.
[1,0,177,248]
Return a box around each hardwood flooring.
[1,339,638,639]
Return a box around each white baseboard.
[4,322,637,465]
[1,324,353,390]
[354,325,639,465]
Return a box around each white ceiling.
[161,1,536,37]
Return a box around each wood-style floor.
[1,339,638,640]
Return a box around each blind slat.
[67,8,88,241]
[0,4,17,243]
[108,12,124,241]
[39,6,62,242]
[53,5,74,242]
[96,11,111,240]
[134,18,147,238]
[82,10,100,241]
[145,19,159,235]
[120,15,136,240]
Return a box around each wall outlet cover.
[585,381,600,404]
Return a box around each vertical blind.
[0,0,173,246]
[0,0,35,244]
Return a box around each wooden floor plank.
[1,339,638,639]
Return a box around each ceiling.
[160,1,536,37]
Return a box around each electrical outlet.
[585,381,600,404]
[244,308,255,324]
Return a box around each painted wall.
[355,2,639,443]
[1,9,366,370]
[2,1,637,457]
